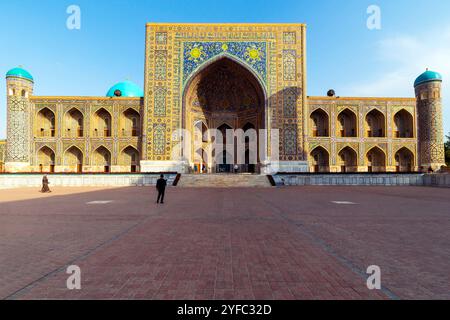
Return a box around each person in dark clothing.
[41,175,51,193]
[156,174,167,204]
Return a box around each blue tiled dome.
[414,70,442,87]
[106,81,144,98]
[6,67,34,82]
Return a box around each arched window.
[366,147,386,172]
[121,108,140,137]
[365,109,386,137]
[395,147,414,172]
[337,109,357,137]
[310,147,330,173]
[122,146,139,173]
[394,110,413,138]
[93,146,111,173]
[310,109,329,137]
[65,108,84,137]
[338,147,358,173]
[93,108,112,137]
[36,108,56,137]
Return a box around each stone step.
[177,174,272,188]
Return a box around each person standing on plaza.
[41,175,51,193]
[156,174,167,204]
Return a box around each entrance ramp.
[177,174,272,188]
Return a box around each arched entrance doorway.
[310,147,330,173]
[366,147,386,172]
[395,147,414,172]
[183,57,266,173]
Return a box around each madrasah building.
[2,23,446,174]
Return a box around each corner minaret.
[5,67,34,173]
[414,69,445,172]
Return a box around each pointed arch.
[310,108,330,137]
[393,109,414,138]
[366,146,386,172]
[65,107,84,138]
[92,108,112,137]
[184,53,267,101]
[395,147,415,172]
[120,108,141,137]
[338,146,358,173]
[64,145,84,173]
[37,146,55,173]
[93,145,112,173]
[36,107,56,137]
[121,145,139,173]
[337,108,357,137]
[310,146,330,173]
[365,108,386,137]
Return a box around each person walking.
[156,174,167,204]
[41,175,51,193]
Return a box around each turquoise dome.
[414,70,442,87]
[106,81,144,97]
[6,67,34,82]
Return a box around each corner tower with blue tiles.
[5,67,34,172]
[414,70,446,171]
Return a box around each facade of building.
[3,23,446,174]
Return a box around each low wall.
[273,173,450,187]
[422,174,450,188]
[0,174,178,188]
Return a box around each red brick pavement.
[0,186,448,300]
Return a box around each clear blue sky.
[1,0,450,138]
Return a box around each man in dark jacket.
[156,174,167,204]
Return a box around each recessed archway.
[394,110,414,138]
[93,146,111,173]
[338,146,358,173]
[65,108,84,138]
[36,108,55,138]
[121,108,141,137]
[64,146,83,173]
[37,146,55,173]
[366,147,386,172]
[310,146,330,173]
[366,109,386,138]
[183,57,266,173]
[92,108,112,137]
[395,147,414,172]
[310,109,329,137]
[337,109,357,137]
[121,146,139,173]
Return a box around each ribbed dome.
[106,81,144,97]
[414,70,442,87]
[6,67,34,82]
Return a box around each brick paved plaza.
[0,185,449,300]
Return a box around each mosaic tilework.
[156,32,167,45]
[283,32,296,44]
[6,97,29,162]
[284,123,297,155]
[154,87,167,117]
[283,50,297,81]
[145,24,307,162]
[183,42,267,85]
[155,50,167,81]
[153,123,166,155]
[283,87,298,118]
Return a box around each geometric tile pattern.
[6,97,29,162]
[183,42,267,85]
